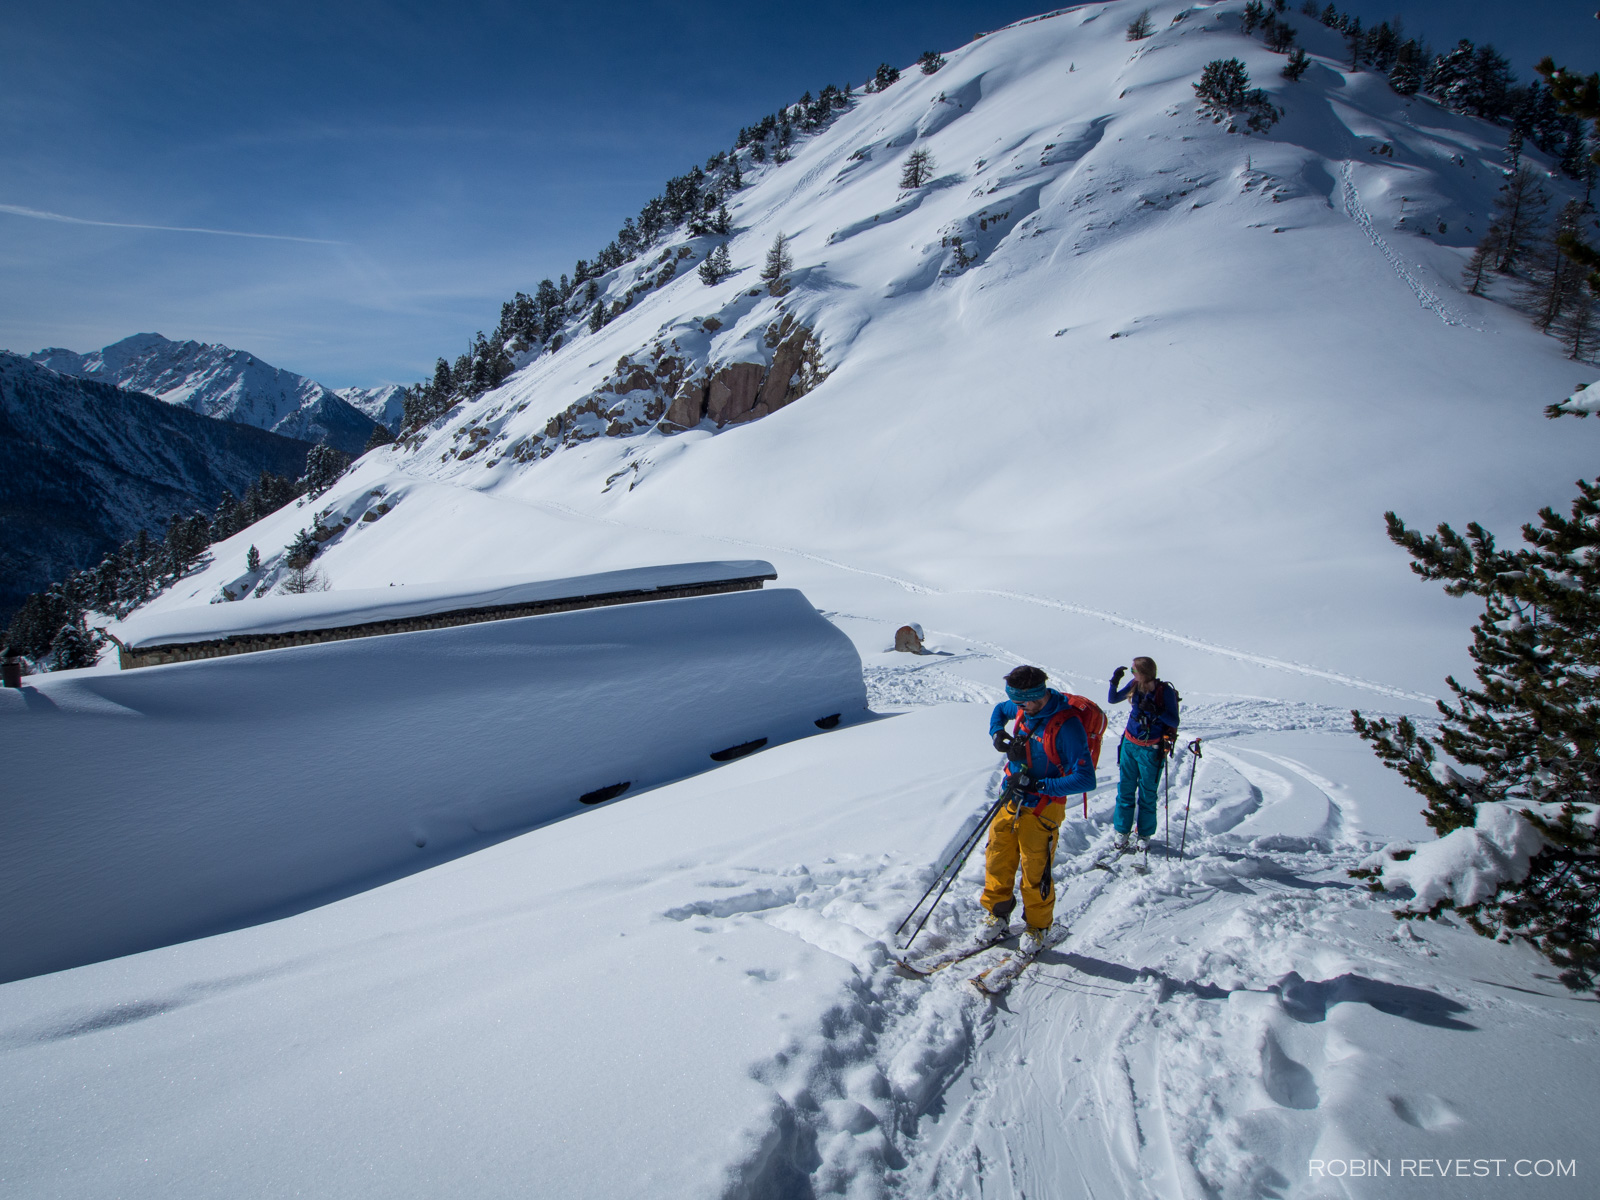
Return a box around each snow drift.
[115,559,778,650]
[0,585,867,983]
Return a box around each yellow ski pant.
[981,798,1063,930]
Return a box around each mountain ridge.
[0,352,313,620]
[128,0,1597,709]
[26,332,384,455]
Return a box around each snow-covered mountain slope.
[0,353,311,620]
[148,0,1592,717]
[27,333,380,454]
[2,698,1593,1198]
[7,4,1600,1195]
[334,383,406,430]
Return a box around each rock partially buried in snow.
[894,624,927,653]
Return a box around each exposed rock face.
[743,315,823,423]
[479,318,829,459]
[705,363,764,425]
[659,316,829,433]
[664,383,708,428]
[496,344,686,465]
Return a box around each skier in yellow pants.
[984,665,1097,954]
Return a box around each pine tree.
[697,242,734,286]
[300,443,352,500]
[1520,201,1590,332]
[870,63,900,92]
[899,148,936,189]
[1538,57,1600,257]
[1462,224,1505,295]
[4,587,72,661]
[246,545,261,573]
[363,424,395,453]
[1555,286,1598,361]
[1488,165,1551,274]
[919,50,947,73]
[1389,55,1421,95]
[1126,9,1153,41]
[284,528,319,571]
[1342,17,1364,68]
[211,491,239,540]
[1194,59,1280,131]
[589,303,605,333]
[1283,47,1311,81]
[50,620,98,671]
[1264,17,1296,54]
[277,565,330,594]
[1241,1,1266,35]
[1352,464,1600,995]
[761,232,793,296]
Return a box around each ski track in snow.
[530,497,1435,704]
[685,793,1407,1197]
[662,730,1389,1197]
[1340,161,1470,330]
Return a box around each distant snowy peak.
[334,384,407,430]
[28,333,380,455]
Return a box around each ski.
[1087,841,1136,871]
[895,929,1009,978]
[969,925,1069,997]
[1088,840,1153,874]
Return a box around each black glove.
[1008,769,1033,793]
[1111,665,1126,686]
[992,730,1012,754]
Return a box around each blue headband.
[1006,684,1048,703]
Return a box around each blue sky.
[2,1,1595,387]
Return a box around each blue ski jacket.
[988,690,1096,799]
[1108,677,1180,744]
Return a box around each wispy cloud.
[0,203,343,244]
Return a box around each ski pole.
[895,788,1010,949]
[1177,738,1203,859]
[1163,746,1171,859]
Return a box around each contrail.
[0,203,343,244]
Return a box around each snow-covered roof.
[116,560,777,650]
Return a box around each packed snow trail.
[1339,162,1470,330]
[694,731,1595,1199]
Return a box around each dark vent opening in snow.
[814,714,841,729]
[578,782,630,805]
[710,738,768,762]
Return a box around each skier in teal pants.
[1107,656,1180,853]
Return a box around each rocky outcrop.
[481,318,829,464]
[706,363,765,425]
[894,625,927,653]
[499,343,685,465]
[664,384,708,428]
[659,316,829,433]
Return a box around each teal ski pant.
[1114,738,1164,838]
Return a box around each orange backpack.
[1013,693,1107,816]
